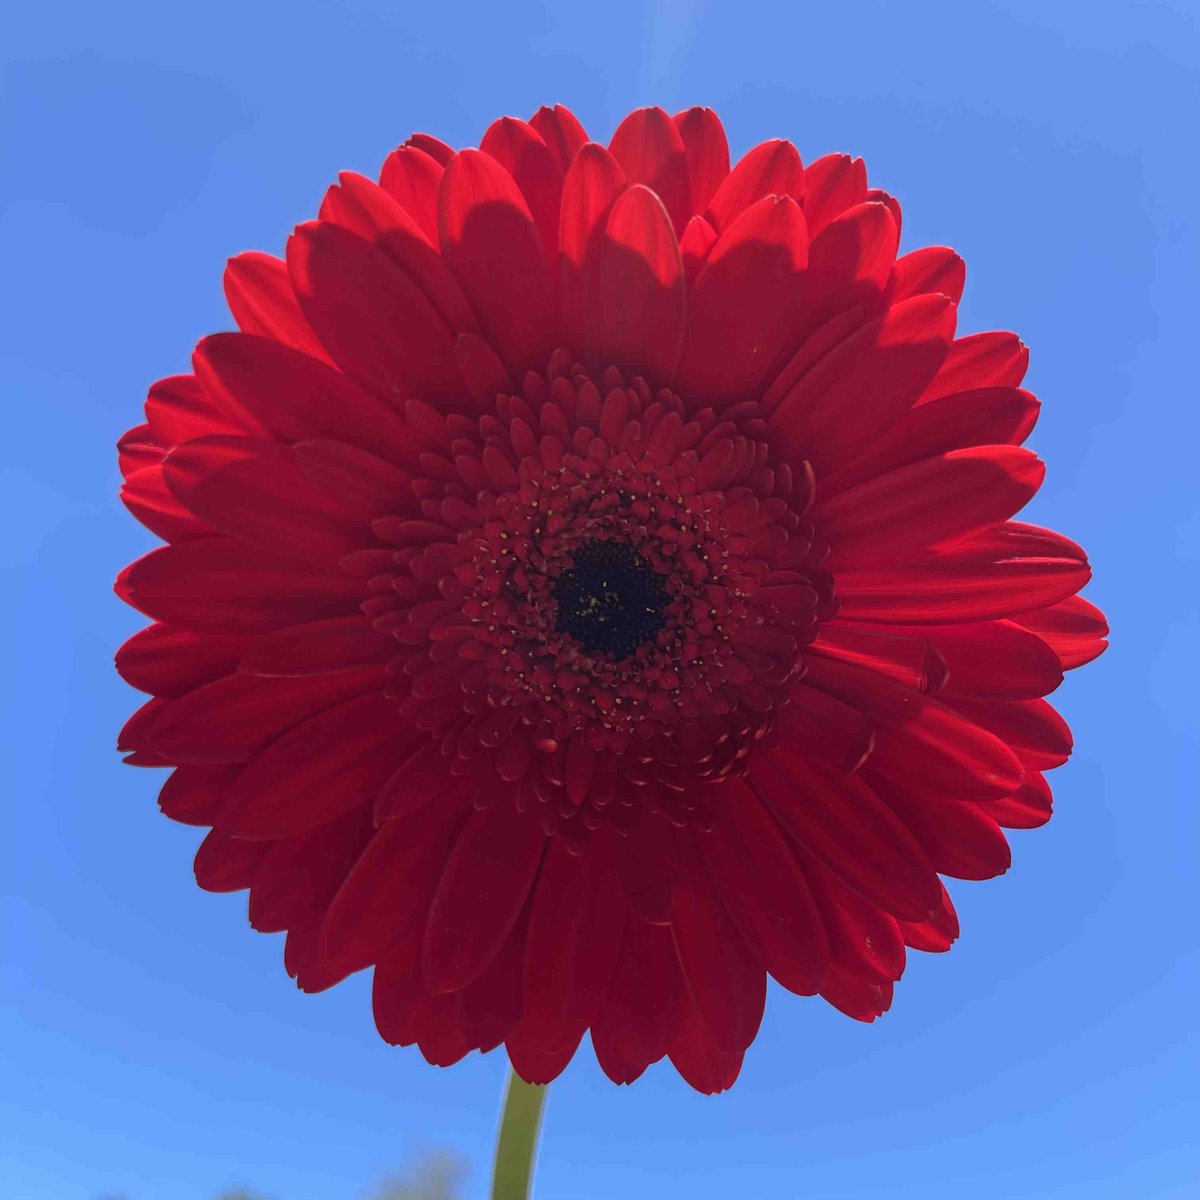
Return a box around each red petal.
[804,154,868,236]
[797,202,899,336]
[678,214,718,284]
[940,521,1088,564]
[505,1022,584,1086]
[819,386,1040,499]
[835,556,1091,624]
[217,691,400,839]
[316,801,465,988]
[163,437,371,564]
[378,145,444,245]
[193,334,414,461]
[371,941,422,1043]
[321,172,479,335]
[287,220,459,402]
[581,184,686,384]
[979,772,1053,829]
[810,624,945,693]
[117,623,253,697]
[897,882,960,952]
[223,252,331,362]
[522,835,626,1048]
[480,118,564,267]
[670,833,765,1052]
[695,787,828,995]
[801,851,906,983]
[116,539,363,629]
[673,107,730,216]
[759,308,867,419]
[291,439,410,515]
[704,139,803,232]
[868,188,902,238]
[457,916,525,1051]
[919,331,1029,404]
[820,963,893,1022]
[616,810,682,924]
[815,446,1045,570]
[676,196,809,405]
[194,829,268,893]
[239,616,393,677]
[247,806,372,936]
[559,143,627,353]
[1012,595,1109,670]
[866,767,1012,880]
[666,987,746,1094]
[529,104,589,173]
[121,464,214,543]
[945,697,1073,770]
[773,683,877,772]
[405,133,454,164]
[423,805,547,993]
[438,149,555,375]
[158,763,239,826]
[128,668,382,764]
[768,293,955,477]
[145,372,259,446]
[752,754,941,922]
[373,740,463,823]
[592,919,681,1083]
[919,619,1064,699]
[608,106,691,236]
[887,246,966,305]
[804,655,1025,799]
[117,422,162,478]
[454,331,514,406]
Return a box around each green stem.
[490,1070,548,1200]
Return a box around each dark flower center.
[552,539,670,660]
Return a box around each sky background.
[3,1,1198,1197]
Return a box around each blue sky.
[3,2,1197,1198]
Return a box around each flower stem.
[490,1069,548,1200]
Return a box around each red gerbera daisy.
[116,105,1108,1094]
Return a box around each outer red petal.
[672,106,730,216]
[480,117,564,267]
[920,331,1029,404]
[581,184,686,384]
[378,145,444,245]
[438,149,556,375]
[529,104,589,173]
[670,834,766,1054]
[887,246,966,305]
[116,540,363,630]
[117,624,253,697]
[287,220,459,402]
[835,556,1091,624]
[676,195,809,405]
[819,385,1040,500]
[696,786,829,995]
[422,804,547,993]
[223,252,332,363]
[217,691,401,839]
[521,836,626,1050]
[752,754,942,923]
[804,153,868,236]
[704,138,803,233]
[608,106,692,236]
[814,446,1045,570]
[592,919,681,1084]
[768,294,956,477]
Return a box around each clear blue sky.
[3,2,1197,1198]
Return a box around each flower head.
[116,105,1107,1092]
